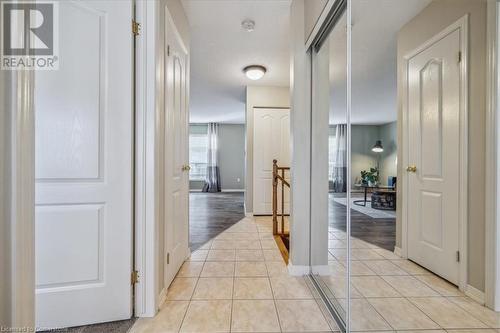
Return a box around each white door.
[253,108,291,215]
[163,10,190,287]
[34,1,133,328]
[407,28,461,285]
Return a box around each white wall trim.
[221,189,245,193]
[311,265,330,276]
[485,0,500,311]
[287,261,310,276]
[465,284,486,305]
[157,288,167,310]
[394,246,403,258]
[401,15,469,291]
[134,0,158,318]
[11,69,36,328]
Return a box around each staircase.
[272,159,290,254]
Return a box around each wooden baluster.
[272,159,278,235]
[281,168,285,235]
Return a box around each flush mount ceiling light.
[241,19,255,32]
[243,65,266,80]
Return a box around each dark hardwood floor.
[329,193,396,251]
[189,191,245,251]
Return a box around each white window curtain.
[331,124,347,192]
[202,123,221,192]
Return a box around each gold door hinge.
[458,51,462,63]
[132,20,141,36]
[456,251,460,262]
[167,45,170,56]
[131,270,140,285]
[167,253,170,265]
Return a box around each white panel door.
[253,108,291,215]
[34,1,133,328]
[163,10,190,288]
[407,29,461,284]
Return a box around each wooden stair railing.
[272,159,290,243]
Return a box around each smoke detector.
[241,19,255,32]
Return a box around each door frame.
[133,0,157,318]
[401,15,469,291]
[485,0,500,311]
[134,0,190,318]
[9,69,36,328]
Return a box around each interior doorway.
[252,107,291,216]
[402,16,469,288]
[34,1,134,329]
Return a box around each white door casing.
[253,108,291,215]
[404,16,468,287]
[163,8,190,289]
[35,1,133,328]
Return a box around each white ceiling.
[183,0,291,124]
[329,0,432,125]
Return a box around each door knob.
[406,165,417,173]
[182,165,191,171]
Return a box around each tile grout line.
[229,267,235,333]
[176,255,206,332]
[329,226,491,332]
[266,256,284,333]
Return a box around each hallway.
[131,216,500,333]
[131,216,337,333]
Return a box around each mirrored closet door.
[309,1,351,329]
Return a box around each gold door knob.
[182,165,191,171]
[406,165,417,173]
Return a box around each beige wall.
[245,86,290,213]
[379,122,398,185]
[397,0,487,291]
[304,0,329,43]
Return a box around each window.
[189,133,208,180]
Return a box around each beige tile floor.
[130,216,500,333]
[130,216,336,333]
[324,227,500,332]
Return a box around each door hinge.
[167,253,170,265]
[167,45,170,56]
[458,51,462,63]
[132,20,141,36]
[131,270,140,285]
[456,251,460,262]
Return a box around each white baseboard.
[465,284,485,305]
[288,261,310,276]
[221,189,245,192]
[311,265,330,276]
[394,246,403,258]
[157,288,167,311]
[245,212,253,217]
